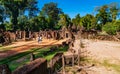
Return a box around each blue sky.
[37,0,120,18]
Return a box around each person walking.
[38,35,42,43]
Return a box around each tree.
[41,2,63,29]
[102,22,118,35]
[46,16,55,29]
[4,21,13,31]
[17,15,29,30]
[0,5,5,23]
[26,0,39,18]
[0,0,22,30]
[72,14,81,26]
[113,20,120,32]
[58,14,71,27]
[95,5,111,25]
[0,5,6,30]
[38,16,48,30]
[28,16,40,31]
[109,2,120,21]
[81,14,96,30]
[0,0,38,31]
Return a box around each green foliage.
[27,0,39,18]
[41,2,63,29]
[95,3,120,25]
[54,24,61,30]
[95,5,112,25]
[0,1,119,33]
[17,15,28,30]
[72,14,81,26]
[4,22,13,31]
[0,0,38,30]
[0,24,5,30]
[102,20,120,35]
[81,14,96,30]
[58,14,71,27]
[102,22,118,35]
[18,15,48,31]
[109,2,120,21]
[113,20,120,31]
[42,2,62,21]
[28,16,41,31]
[0,5,5,23]
[95,24,102,30]
[38,15,48,30]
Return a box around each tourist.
[38,35,42,43]
[40,35,42,41]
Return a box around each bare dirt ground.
[84,39,120,63]
[0,39,67,59]
[83,39,120,74]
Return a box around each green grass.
[102,60,120,73]
[35,46,68,61]
[45,46,68,61]
[0,47,13,52]
[86,58,120,74]
[9,59,30,71]
[0,45,68,71]
[0,48,38,64]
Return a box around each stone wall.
[49,53,63,74]
[12,58,47,74]
[0,31,16,45]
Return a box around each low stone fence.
[95,35,120,41]
[12,58,47,74]
[48,53,63,74]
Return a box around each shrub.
[113,20,120,32]
[102,22,118,35]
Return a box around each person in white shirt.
[38,35,42,43]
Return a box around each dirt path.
[0,39,67,59]
[82,39,120,74]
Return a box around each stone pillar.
[15,31,18,40]
[19,31,22,39]
[62,55,65,74]
[23,31,26,41]
[29,31,31,39]
[54,31,56,40]
[51,31,54,39]
[18,31,20,39]
[21,31,23,39]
